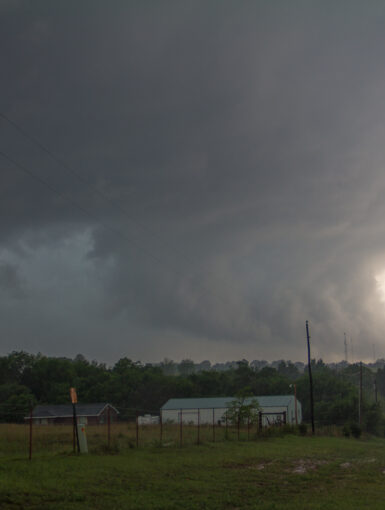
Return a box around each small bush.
[258,424,297,438]
[298,423,307,436]
[281,424,297,435]
[350,423,362,439]
[342,425,350,438]
[258,426,284,438]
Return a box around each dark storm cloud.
[1,1,385,362]
[0,262,25,299]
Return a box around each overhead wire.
[0,113,258,313]
[0,148,256,345]
[0,112,212,280]
[0,149,194,282]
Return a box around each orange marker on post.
[70,387,78,404]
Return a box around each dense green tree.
[276,361,300,381]
[0,351,35,385]
[224,390,260,425]
[159,358,178,376]
[0,383,35,423]
[178,359,195,376]
[0,351,384,432]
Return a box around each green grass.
[0,435,385,509]
[0,422,268,455]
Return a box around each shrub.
[259,426,285,438]
[298,423,307,436]
[350,423,362,439]
[342,424,350,438]
[281,424,297,435]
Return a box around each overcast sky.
[1,1,385,364]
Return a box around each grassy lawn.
[0,435,384,509]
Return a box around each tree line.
[0,351,384,434]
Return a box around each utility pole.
[306,320,315,435]
[359,361,363,427]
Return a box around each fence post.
[197,408,200,445]
[212,408,215,442]
[180,408,183,448]
[160,412,163,444]
[73,418,75,452]
[237,414,240,441]
[247,416,250,441]
[225,414,228,440]
[136,411,139,448]
[72,403,80,454]
[29,404,33,461]
[258,411,262,432]
[107,406,111,448]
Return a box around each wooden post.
[72,403,80,453]
[197,408,200,445]
[160,412,163,444]
[70,388,80,453]
[225,414,228,440]
[212,408,215,442]
[180,409,183,448]
[294,383,298,425]
[73,419,75,452]
[29,404,33,461]
[136,412,139,448]
[237,414,240,441]
[247,416,250,440]
[258,411,262,432]
[107,406,111,448]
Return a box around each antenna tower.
[344,332,348,363]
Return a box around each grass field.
[0,422,261,455]
[1,434,385,509]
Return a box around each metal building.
[26,403,119,425]
[161,395,302,426]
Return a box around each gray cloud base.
[1,1,385,363]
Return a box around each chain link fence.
[0,404,292,459]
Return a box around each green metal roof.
[161,395,295,410]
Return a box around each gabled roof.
[30,403,119,419]
[161,395,296,410]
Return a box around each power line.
[0,112,261,323]
[0,150,91,219]
[0,149,255,339]
[0,149,191,279]
[0,112,210,280]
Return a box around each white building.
[138,414,160,425]
[161,395,302,426]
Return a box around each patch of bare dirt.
[223,460,273,470]
[288,459,328,474]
